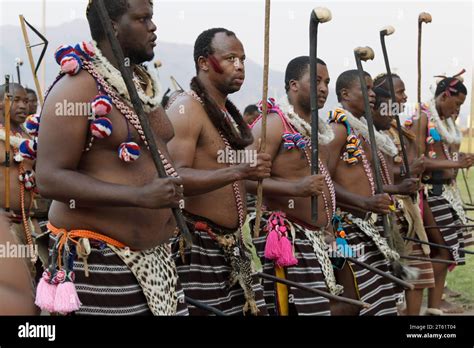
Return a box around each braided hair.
[190,77,253,150]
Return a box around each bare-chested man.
[247,56,359,316]
[166,28,271,315]
[36,0,187,316]
[0,83,40,284]
[372,74,434,315]
[413,77,472,315]
[327,70,402,316]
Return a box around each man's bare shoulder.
[44,70,97,107]
[166,93,207,121]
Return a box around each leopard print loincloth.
[110,243,180,315]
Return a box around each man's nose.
[234,58,244,71]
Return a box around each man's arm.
[36,72,181,209]
[167,97,270,196]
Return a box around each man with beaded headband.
[166,28,272,315]
[410,76,473,315]
[1,82,41,308]
[372,73,435,315]
[326,70,403,316]
[247,56,360,316]
[35,0,188,315]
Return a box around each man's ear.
[340,88,350,102]
[198,56,209,72]
[289,79,299,93]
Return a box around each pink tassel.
[53,282,82,314]
[276,236,298,267]
[35,277,57,312]
[264,229,281,260]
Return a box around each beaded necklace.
[377,150,393,186]
[185,91,245,230]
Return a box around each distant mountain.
[1,19,329,111]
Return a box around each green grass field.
[445,139,474,307]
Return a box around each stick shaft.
[462,169,473,204]
[403,236,474,255]
[3,76,11,212]
[347,256,414,290]
[94,0,192,246]
[400,255,456,265]
[253,0,271,238]
[16,66,21,85]
[19,15,44,106]
[469,72,473,154]
[416,22,423,156]
[184,296,228,316]
[310,16,319,224]
[354,53,390,237]
[380,33,410,177]
[257,272,370,308]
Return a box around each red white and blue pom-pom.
[118,142,140,162]
[74,41,95,60]
[292,133,307,149]
[54,45,75,64]
[25,114,41,136]
[59,53,83,76]
[19,139,37,160]
[90,117,113,139]
[91,94,113,116]
[282,133,295,150]
[257,97,278,114]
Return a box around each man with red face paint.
[167,28,271,316]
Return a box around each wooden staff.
[93,0,192,246]
[345,256,414,290]
[403,236,474,255]
[424,224,474,229]
[400,255,456,265]
[3,76,12,212]
[253,0,271,238]
[353,47,392,239]
[461,169,473,204]
[379,25,410,177]
[184,296,228,316]
[467,72,473,178]
[19,15,48,106]
[15,58,23,85]
[256,272,371,308]
[415,12,432,156]
[310,7,332,224]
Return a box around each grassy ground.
[445,139,474,310]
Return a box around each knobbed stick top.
[381,25,395,36]
[312,7,332,23]
[354,46,375,61]
[419,12,432,23]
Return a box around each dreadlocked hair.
[190,76,253,150]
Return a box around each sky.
[0,0,473,124]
